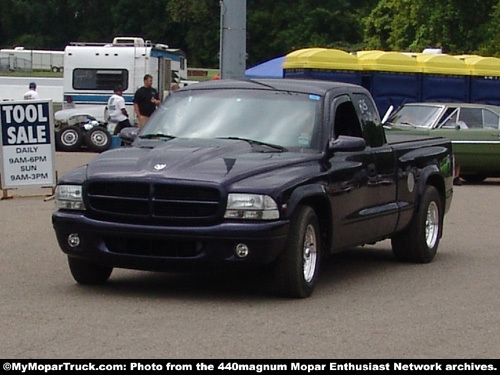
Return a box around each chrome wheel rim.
[426,201,439,248]
[303,224,318,283]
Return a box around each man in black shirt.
[133,74,161,128]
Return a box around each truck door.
[326,95,381,249]
[353,93,399,239]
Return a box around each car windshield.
[141,89,322,150]
[387,105,442,128]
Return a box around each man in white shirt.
[24,82,40,100]
[108,85,132,135]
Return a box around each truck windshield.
[141,89,322,150]
[387,105,442,128]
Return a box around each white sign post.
[0,100,56,197]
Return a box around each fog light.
[235,243,249,258]
[67,233,80,248]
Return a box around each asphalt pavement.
[0,151,499,359]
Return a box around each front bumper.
[52,210,290,272]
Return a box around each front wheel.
[68,256,112,284]
[391,186,443,263]
[274,205,321,298]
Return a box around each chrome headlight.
[224,194,279,220]
[55,185,85,210]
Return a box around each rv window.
[73,69,129,90]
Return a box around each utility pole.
[219,0,246,79]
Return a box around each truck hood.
[85,138,318,185]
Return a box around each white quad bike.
[54,109,113,153]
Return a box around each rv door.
[158,58,172,101]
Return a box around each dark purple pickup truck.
[52,79,453,298]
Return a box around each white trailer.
[0,47,64,72]
[53,37,187,152]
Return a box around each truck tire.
[56,125,84,152]
[274,205,320,298]
[391,185,442,263]
[68,256,112,285]
[85,127,112,153]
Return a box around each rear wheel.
[85,126,112,153]
[56,125,84,152]
[67,256,112,285]
[391,186,443,263]
[274,205,320,298]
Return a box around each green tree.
[248,0,364,66]
[364,0,497,54]
[166,0,220,67]
[478,0,500,57]
[1,0,500,68]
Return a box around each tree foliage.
[364,0,498,54]
[0,0,499,67]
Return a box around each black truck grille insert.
[105,236,201,258]
[86,181,222,224]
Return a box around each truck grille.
[85,181,222,224]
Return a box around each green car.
[384,102,500,182]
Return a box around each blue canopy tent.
[245,56,285,78]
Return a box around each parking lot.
[1,151,499,358]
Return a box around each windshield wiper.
[139,133,176,140]
[217,137,287,152]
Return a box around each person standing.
[108,85,132,135]
[133,74,160,128]
[23,82,40,100]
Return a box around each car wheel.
[67,256,112,285]
[55,125,84,152]
[391,186,442,263]
[85,127,112,153]
[274,205,321,298]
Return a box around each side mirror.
[327,135,366,156]
[119,127,139,144]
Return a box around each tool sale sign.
[0,101,56,189]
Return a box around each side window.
[331,96,363,139]
[439,108,458,128]
[459,108,483,128]
[483,109,499,129]
[73,69,129,90]
[352,93,385,147]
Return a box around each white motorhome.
[0,47,64,72]
[55,37,187,125]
